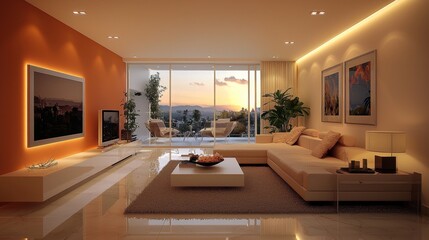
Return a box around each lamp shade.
[365,131,406,153]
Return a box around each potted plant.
[261,88,310,132]
[121,92,139,141]
[144,72,166,119]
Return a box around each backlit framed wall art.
[28,65,85,147]
[345,50,377,125]
[321,64,343,123]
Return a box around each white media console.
[0,144,136,202]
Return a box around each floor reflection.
[0,147,427,239]
[123,213,428,239]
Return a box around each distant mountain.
[160,104,244,112]
[161,105,211,112]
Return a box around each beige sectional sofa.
[214,131,417,202]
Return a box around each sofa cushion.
[214,143,271,164]
[296,135,322,151]
[267,148,312,186]
[311,131,341,158]
[319,132,355,147]
[268,148,346,191]
[255,134,273,143]
[272,132,291,143]
[285,126,306,145]
[302,128,319,137]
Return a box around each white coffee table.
[170,157,244,187]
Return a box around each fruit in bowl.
[196,153,224,164]
[188,153,224,166]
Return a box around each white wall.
[297,0,429,207]
[128,64,150,140]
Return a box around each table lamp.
[365,131,406,173]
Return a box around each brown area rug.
[125,161,412,214]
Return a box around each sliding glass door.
[128,63,260,147]
[215,65,249,142]
[171,64,215,146]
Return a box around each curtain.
[260,61,297,133]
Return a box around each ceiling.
[26,0,394,62]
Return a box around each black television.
[98,110,120,147]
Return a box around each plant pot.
[121,129,135,141]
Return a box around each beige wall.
[297,0,429,207]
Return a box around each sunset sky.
[154,69,260,111]
[34,72,83,103]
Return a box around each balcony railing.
[141,136,254,147]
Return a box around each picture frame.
[321,64,343,123]
[345,50,377,125]
[28,65,85,147]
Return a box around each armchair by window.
[145,119,180,138]
[199,119,237,139]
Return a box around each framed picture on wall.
[345,50,377,125]
[28,65,85,147]
[321,64,343,123]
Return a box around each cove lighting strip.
[296,0,401,63]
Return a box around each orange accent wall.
[0,1,126,174]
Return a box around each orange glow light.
[24,63,85,150]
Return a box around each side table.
[336,170,421,213]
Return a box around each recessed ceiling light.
[108,36,119,39]
[310,11,326,16]
[73,11,86,15]
[285,41,295,45]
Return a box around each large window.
[128,63,260,146]
[215,65,249,140]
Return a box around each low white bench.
[0,144,136,202]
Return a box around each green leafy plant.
[144,72,166,119]
[122,92,139,140]
[261,88,310,132]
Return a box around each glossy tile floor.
[0,148,428,240]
